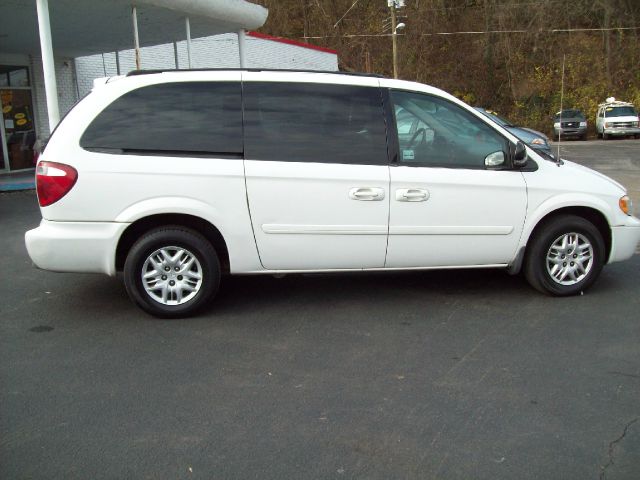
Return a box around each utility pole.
[388,0,405,79]
[390,3,398,79]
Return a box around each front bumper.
[25,220,130,276]
[609,216,640,263]
[604,127,640,137]
[554,126,587,137]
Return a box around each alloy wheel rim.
[141,246,203,305]
[545,232,594,286]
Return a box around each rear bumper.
[609,216,640,263]
[25,220,129,276]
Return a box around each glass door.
[1,65,37,172]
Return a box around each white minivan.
[25,70,640,317]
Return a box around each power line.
[301,26,640,39]
[333,0,361,28]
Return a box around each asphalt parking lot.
[551,139,640,208]
[1,140,639,479]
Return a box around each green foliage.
[255,0,640,136]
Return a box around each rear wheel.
[524,215,605,296]
[124,227,220,318]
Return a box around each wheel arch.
[116,214,230,273]
[523,206,612,266]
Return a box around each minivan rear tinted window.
[80,82,242,155]
[243,82,388,165]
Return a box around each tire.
[524,215,605,296]
[603,132,609,140]
[581,133,587,141]
[124,227,220,318]
[597,132,602,139]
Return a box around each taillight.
[36,161,78,207]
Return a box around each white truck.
[596,97,640,140]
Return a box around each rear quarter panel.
[39,72,262,272]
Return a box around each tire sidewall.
[124,228,220,318]
[527,216,605,296]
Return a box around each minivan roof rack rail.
[126,68,385,78]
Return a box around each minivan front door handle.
[349,187,385,201]
[396,188,429,202]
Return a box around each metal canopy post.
[132,5,141,69]
[0,112,8,172]
[237,29,247,68]
[173,41,180,69]
[35,0,60,132]
[185,17,192,68]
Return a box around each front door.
[242,77,391,270]
[385,90,527,268]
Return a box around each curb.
[0,182,35,192]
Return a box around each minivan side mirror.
[484,150,505,168]
[512,141,527,167]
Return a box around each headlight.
[579,121,587,127]
[632,121,639,127]
[553,122,560,128]
[619,195,633,216]
[530,138,545,145]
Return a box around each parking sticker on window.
[402,149,415,161]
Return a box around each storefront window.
[1,66,36,171]
[0,66,30,88]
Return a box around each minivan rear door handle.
[396,188,429,202]
[349,187,385,201]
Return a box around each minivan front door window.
[391,90,506,169]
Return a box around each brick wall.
[29,55,79,138]
[75,33,339,97]
[2,33,338,142]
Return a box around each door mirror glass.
[513,141,527,167]
[484,150,505,167]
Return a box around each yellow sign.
[16,118,27,126]
[15,112,25,119]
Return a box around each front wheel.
[524,215,605,296]
[124,227,220,318]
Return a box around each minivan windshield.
[555,109,585,120]
[606,106,637,117]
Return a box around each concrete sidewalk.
[0,170,35,192]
